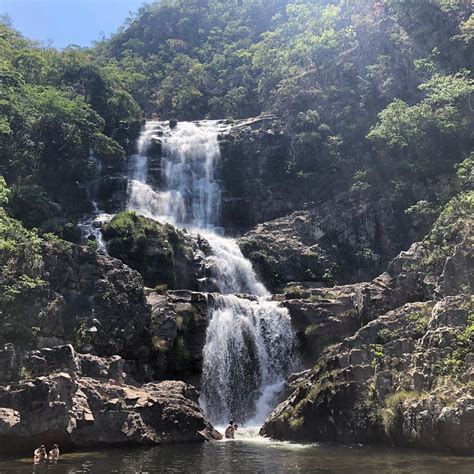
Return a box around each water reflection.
[2,439,473,473]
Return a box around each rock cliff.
[0,345,220,454]
[260,192,473,453]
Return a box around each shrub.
[284,285,306,299]
[381,391,424,435]
[305,325,318,337]
[289,416,304,431]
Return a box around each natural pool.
[1,430,473,473]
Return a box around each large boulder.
[102,211,209,290]
[147,290,211,382]
[0,345,220,454]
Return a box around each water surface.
[2,434,472,473]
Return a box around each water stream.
[126,120,296,426]
[78,155,112,250]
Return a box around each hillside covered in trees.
[1,1,473,234]
[0,0,473,461]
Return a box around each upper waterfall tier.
[128,120,230,231]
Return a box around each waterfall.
[127,120,296,426]
[128,121,222,230]
[78,155,111,250]
[200,294,296,425]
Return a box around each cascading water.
[200,294,296,424]
[128,121,222,230]
[127,120,297,427]
[78,155,112,250]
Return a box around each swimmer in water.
[33,445,47,464]
[48,444,60,463]
[225,420,235,439]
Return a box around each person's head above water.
[229,420,234,425]
[234,424,238,429]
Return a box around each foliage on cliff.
[94,0,473,219]
[2,2,472,234]
[0,178,46,344]
[102,211,203,289]
[0,20,141,227]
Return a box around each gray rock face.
[260,195,473,453]
[437,237,473,297]
[239,193,420,290]
[218,115,292,230]
[147,290,211,382]
[260,296,473,453]
[40,241,150,362]
[0,345,220,454]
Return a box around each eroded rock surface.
[0,345,220,454]
[260,193,473,453]
[239,194,424,291]
[261,297,473,453]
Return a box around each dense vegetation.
[93,0,473,205]
[0,19,141,229]
[1,1,472,238]
[0,177,46,345]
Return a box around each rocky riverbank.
[0,344,220,455]
[1,190,471,454]
[260,191,473,454]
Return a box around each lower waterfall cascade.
[126,120,297,426]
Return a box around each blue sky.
[0,0,147,48]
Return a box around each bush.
[284,285,307,299]
[381,391,424,435]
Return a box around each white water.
[126,120,296,426]
[128,121,222,230]
[200,294,295,425]
[78,155,112,250]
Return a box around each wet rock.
[147,290,211,381]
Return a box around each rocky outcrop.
[0,345,220,454]
[39,239,150,362]
[260,192,474,453]
[147,290,211,382]
[218,115,292,230]
[239,193,426,291]
[261,296,473,453]
[102,211,210,290]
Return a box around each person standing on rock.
[225,420,235,439]
[48,444,60,463]
[33,445,47,464]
